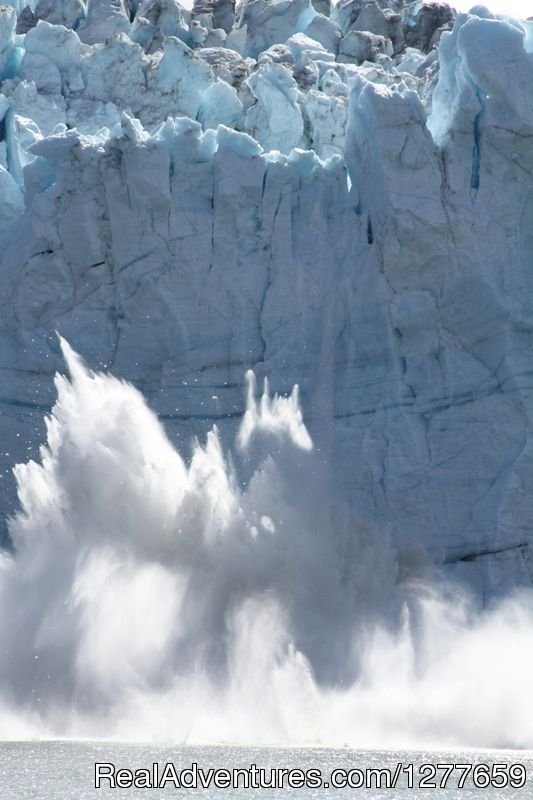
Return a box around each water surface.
[2,742,532,800]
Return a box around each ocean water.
[2,742,532,799]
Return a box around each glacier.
[0,0,532,603]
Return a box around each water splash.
[0,339,532,748]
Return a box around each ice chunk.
[245,62,304,153]
[319,67,348,97]
[330,0,366,35]
[77,0,131,45]
[24,20,82,73]
[197,79,243,129]
[204,27,226,46]
[346,1,405,54]
[338,29,392,64]
[405,1,454,53]
[4,78,66,130]
[66,99,121,135]
[397,46,426,74]
[457,17,533,132]
[157,35,213,117]
[21,52,62,94]
[81,33,155,125]
[352,1,388,37]
[285,33,333,90]
[303,88,346,158]
[191,0,235,34]
[236,0,316,59]
[5,113,42,185]
[285,32,329,62]
[139,0,191,34]
[346,77,440,244]
[130,0,192,51]
[190,18,208,46]
[32,0,86,29]
[257,43,295,66]
[429,13,533,147]
[28,128,82,159]
[303,14,341,55]
[0,164,24,248]
[198,46,251,86]
[15,5,37,34]
[311,0,330,17]
[216,122,262,156]
[0,5,17,80]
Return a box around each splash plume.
[0,340,532,748]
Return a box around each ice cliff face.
[0,0,532,595]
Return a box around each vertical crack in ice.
[471,87,485,191]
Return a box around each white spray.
[0,339,532,748]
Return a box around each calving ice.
[0,341,532,748]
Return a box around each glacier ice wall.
[0,0,532,595]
